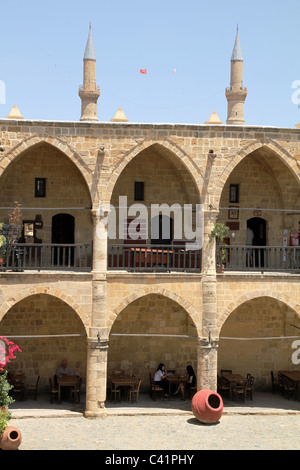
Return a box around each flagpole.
[140,68,148,122]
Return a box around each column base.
[84,407,107,419]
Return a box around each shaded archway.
[101,141,202,207]
[0,294,87,391]
[218,296,300,390]
[0,142,93,253]
[217,145,300,255]
[108,293,198,393]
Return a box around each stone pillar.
[197,336,219,391]
[198,209,219,390]
[92,209,108,273]
[84,209,110,417]
[85,331,109,418]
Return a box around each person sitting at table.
[56,359,73,377]
[154,363,169,398]
[55,359,74,400]
[174,365,196,398]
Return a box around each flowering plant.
[0,337,22,409]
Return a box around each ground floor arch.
[0,293,87,390]
[107,293,198,394]
[218,296,300,390]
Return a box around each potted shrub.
[209,222,229,271]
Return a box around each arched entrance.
[0,294,87,394]
[107,293,198,395]
[218,296,300,390]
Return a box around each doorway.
[51,214,75,266]
[247,218,267,267]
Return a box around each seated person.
[55,359,74,400]
[57,359,73,376]
[175,365,196,398]
[154,363,169,398]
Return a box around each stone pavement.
[6,392,300,450]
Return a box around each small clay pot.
[192,389,223,424]
[0,426,22,450]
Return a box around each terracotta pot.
[192,389,223,424]
[0,426,22,450]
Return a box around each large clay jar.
[0,426,22,450]
[192,389,223,424]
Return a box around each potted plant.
[0,337,22,450]
[209,222,229,272]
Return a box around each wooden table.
[110,375,136,402]
[279,371,300,401]
[222,373,246,400]
[166,376,188,400]
[57,375,78,403]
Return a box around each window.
[35,178,46,197]
[134,181,144,201]
[229,184,239,203]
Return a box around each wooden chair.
[270,371,282,395]
[110,378,121,403]
[246,374,254,400]
[188,385,197,399]
[49,378,58,403]
[149,373,164,401]
[282,377,296,400]
[27,375,40,401]
[128,378,142,403]
[217,374,230,398]
[70,376,82,404]
[11,374,26,401]
[231,380,247,402]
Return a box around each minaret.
[225,27,247,125]
[79,25,100,121]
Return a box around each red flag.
[140,68,147,74]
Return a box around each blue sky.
[0,0,300,127]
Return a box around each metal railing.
[108,244,201,272]
[0,243,92,272]
[217,245,300,272]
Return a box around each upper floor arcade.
[0,119,299,276]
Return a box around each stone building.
[0,27,299,418]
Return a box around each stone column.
[85,330,109,418]
[197,336,219,392]
[198,209,219,391]
[84,209,110,417]
[91,208,108,273]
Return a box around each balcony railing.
[108,244,201,272]
[0,243,92,272]
[218,245,300,272]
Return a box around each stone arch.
[213,139,300,210]
[108,286,200,337]
[0,286,89,334]
[218,289,300,337]
[99,140,203,206]
[0,133,95,202]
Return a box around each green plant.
[0,410,11,437]
[0,202,23,266]
[208,221,229,245]
[0,372,14,408]
[209,222,229,267]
